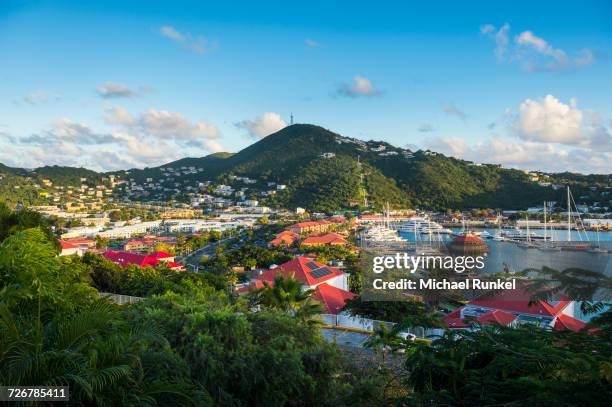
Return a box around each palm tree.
[0,300,201,406]
[250,276,323,321]
[364,323,401,361]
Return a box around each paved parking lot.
[321,328,371,348]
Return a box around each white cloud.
[23,90,50,105]
[159,25,212,54]
[514,95,582,144]
[424,95,612,173]
[139,109,219,140]
[426,135,611,174]
[104,106,137,126]
[96,82,145,99]
[512,95,611,150]
[337,75,383,98]
[160,26,183,42]
[305,38,319,48]
[480,23,510,61]
[3,106,226,171]
[480,24,597,71]
[515,31,570,71]
[21,119,116,145]
[442,103,467,121]
[236,112,286,138]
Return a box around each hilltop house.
[243,256,355,314]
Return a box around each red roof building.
[442,284,586,332]
[243,257,354,314]
[476,310,517,326]
[313,283,356,314]
[59,237,97,256]
[148,251,175,262]
[553,313,587,332]
[255,257,345,288]
[268,230,300,247]
[102,250,185,271]
[301,232,348,247]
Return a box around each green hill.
[120,124,594,211]
[1,124,610,211]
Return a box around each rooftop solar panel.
[309,267,333,279]
[305,262,319,270]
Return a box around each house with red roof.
[268,230,300,247]
[242,256,355,314]
[59,237,97,256]
[102,250,185,271]
[148,251,176,262]
[312,283,356,314]
[301,232,348,247]
[442,284,586,332]
[59,240,82,256]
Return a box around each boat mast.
[543,201,547,242]
[567,186,571,242]
[526,215,530,243]
[414,218,417,247]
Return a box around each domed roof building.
[448,233,488,254]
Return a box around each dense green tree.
[248,276,323,322]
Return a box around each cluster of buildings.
[59,217,254,240]
[22,175,117,210]
[333,135,413,158]
[268,218,353,249]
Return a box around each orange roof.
[313,283,355,314]
[269,230,300,246]
[302,232,348,245]
[63,237,95,245]
[59,240,78,249]
[255,257,344,287]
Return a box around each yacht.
[362,225,406,243]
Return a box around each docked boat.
[362,225,406,243]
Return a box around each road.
[177,234,244,271]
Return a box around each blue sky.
[1,0,611,173]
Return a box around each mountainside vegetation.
[1,124,610,211]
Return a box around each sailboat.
[518,216,537,248]
[539,201,561,251]
[560,186,591,251]
[588,227,608,254]
[492,214,504,241]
